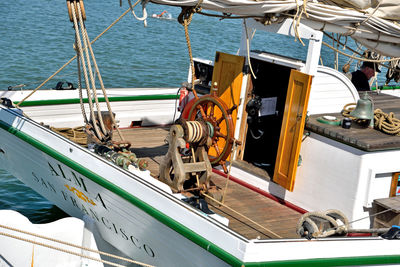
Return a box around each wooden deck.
[116,127,302,239]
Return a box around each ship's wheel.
[186,95,236,170]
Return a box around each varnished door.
[273,69,313,191]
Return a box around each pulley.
[67,0,86,22]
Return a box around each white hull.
[2,101,400,266]
[0,107,229,266]
[0,88,179,128]
[3,1,400,264]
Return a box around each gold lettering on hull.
[64,184,96,206]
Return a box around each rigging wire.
[71,1,103,139]
[178,4,202,100]
[322,41,400,63]
[243,19,257,79]
[0,222,153,267]
[15,6,132,107]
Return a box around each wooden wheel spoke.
[207,101,216,117]
[213,143,222,156]
[196,104,207,118]
[216,116,225,125]
[215,131,227,140]
[187,95,234,167]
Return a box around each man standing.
[350,61,381,91]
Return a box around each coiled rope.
[185,121,204,143]
[374,109,400,135]
[50,126,88,146]
[342,103,400,135]
[296,208,393,239]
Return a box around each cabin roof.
[306,92,400,152]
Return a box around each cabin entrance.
[242,58,292,176]
[192,52,312,191]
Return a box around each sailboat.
[1,0,400,266]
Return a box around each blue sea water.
[0,0,394,223]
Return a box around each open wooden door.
[273,69,313,191]
[210,52,245,160]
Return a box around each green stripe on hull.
[15,94,178,107]
[255,254,400,266]
[0,117,241,266]
[372,85,400,90]
[0,117,400,266]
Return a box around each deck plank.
[114,126,302,239]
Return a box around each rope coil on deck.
[296,208,394,239]
[342,104,400,135]
[50,126,88,146]
[374,108,400,135]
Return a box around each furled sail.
[148,0,400,57]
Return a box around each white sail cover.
[149,0,400,56]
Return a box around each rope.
[201,192,282,239]
[324,32,364,72]
[15,7,131,108]
[15,57,77,108]
[127,0,148,23]
[0,231,126,267]
[296,208,394,238]
[77,2,108,137]
[221,143,237,204]
[374,109,400,135]
[186,121,204,142]
[71,1,103,140]
[292,0,308,46]
[322,41,400,63]
[333,34,339,70]
[341,102,356,118]
[0,223,153,267]
[348,207,394,225]
[69,0,126,143]
[50,126,88,146]
[243,19,257,79]
[76,2,125,141]
[342,104,400,135]
[76,41,89,125]
[178,1,203,100]
[343,1,381,37]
